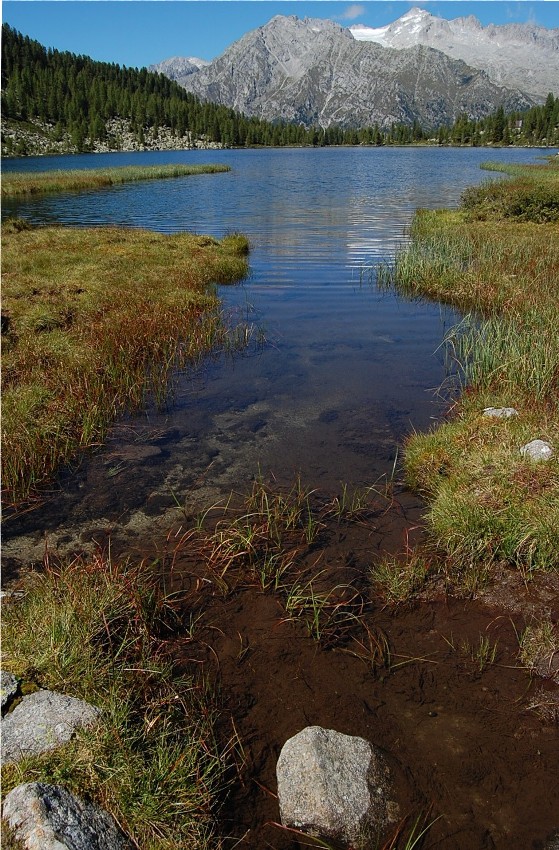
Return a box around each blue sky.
[3,1,558,67]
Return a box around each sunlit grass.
[1,555,228,850]
[380,158,559,582]
[1,222,249,503]
[1,163,231,196]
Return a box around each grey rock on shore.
[1,670,19,711]
[2,782,132,850]
[1,689,100,764]
[520,439,554,462]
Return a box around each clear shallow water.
[2,146,553,566]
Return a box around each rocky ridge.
[171,14,535,130]
[149,55,210,81]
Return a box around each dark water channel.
[2,146,551,571]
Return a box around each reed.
[382,158,559,580]
[1,222,249,504]
[2,163,231,196]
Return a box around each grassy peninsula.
[1,220,249,503]
[380,156,559,586]
[2,163,231,196]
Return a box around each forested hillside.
[0,24,280,153]
[1,23,557,157]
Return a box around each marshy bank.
[1,219,249,504]
[379,156,559,584]
[1,162,231,197]
[2,150,559,850]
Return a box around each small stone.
[0,670,19,712]
[1,689,100,763]
[520,439,554,462]
[483,407,518,418]
[2,782,133,850]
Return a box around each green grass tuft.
[1,555,228,850]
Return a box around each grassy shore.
[1,556,229,850]
[1,221,249,504]
[379,157,559,586]
[2,163,231,197]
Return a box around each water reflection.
[2,146,552,569]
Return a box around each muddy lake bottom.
[4,475,559,849]
[154,497,559,850]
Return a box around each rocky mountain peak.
[350,8,557,99]
[148,55,209,81]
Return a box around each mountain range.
[150,9,557,130]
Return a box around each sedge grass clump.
[461,178,559,223]
[1,222,249,504]
[370,553,430,605]
[385,157,559,579]
[1,555,227,849]
[404,401,559,577]
[175,476,325,595]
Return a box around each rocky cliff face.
[166,14,535,129]
[350,7,558,100]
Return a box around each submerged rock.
[2,782,132,850]
[544,830,559,850]
[276,725,396,846]
[520,439,554,462]
[1,689,100,763]
[483,407,518,418]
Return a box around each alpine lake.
[3,145,559,850]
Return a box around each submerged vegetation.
[379,157,559,583]
[4,471,547,847]
[0,480,412,849]
[1,221,249,504]
[1,162,231,196]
